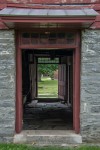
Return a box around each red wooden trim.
[73,50,75,130]
[91,21,100,29]
[91,15,100,29]
[0,15,97,29]
[0,18,8,29]
[2,3,100,10]
[18,29,79,32]
[15,33,23,133]
[20,45,77,49]
[1,0,100,4]
[0,3,100,11]
[1,17,95,29]
[36,59,38,97]
[16,30,81,134]
[73,32,80,133]
[2,17,95,23]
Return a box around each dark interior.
[22,49,74,130]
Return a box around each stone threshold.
[14,130,82,145]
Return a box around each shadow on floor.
[23,102,73,130]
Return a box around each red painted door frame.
[15,31,80,134]
[73,33,81,133]
[15,33,23,133]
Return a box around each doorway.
[21,49,73,130]
[15,31,80,133]
[37,58,59,98]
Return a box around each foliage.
[38,64,58,79]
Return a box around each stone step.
[26,135,82,145]
[14,130,82,145]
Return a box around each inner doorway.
[37,58,59,98]
[22,49,73,130]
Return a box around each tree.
[38,64,58,81]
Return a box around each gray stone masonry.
[81,30,100,142]
[0,30,16,143]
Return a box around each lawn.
[38,77,58,98]
[0,144,100,150]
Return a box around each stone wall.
[81,30,100,142]
[0,30,16,142]
[0,29,100,143]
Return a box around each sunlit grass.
[0,144,31,150]
[38,77,58,98]
[0,144,100,150]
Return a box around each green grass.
[38,77,58,98]
[0,144,31,150]
[0,144,100,150]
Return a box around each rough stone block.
[0,30,15,141]
[81,29,100,142]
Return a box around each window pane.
[31,33,39,38]
[58,33,65,39]
[22,33,30,38]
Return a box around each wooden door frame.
[15,31,81,134]
[73,33,81,133]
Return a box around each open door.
[22,51,37,103]
[58,64,66,100]
[29,55,37,100]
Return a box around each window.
[21,32,75,45]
